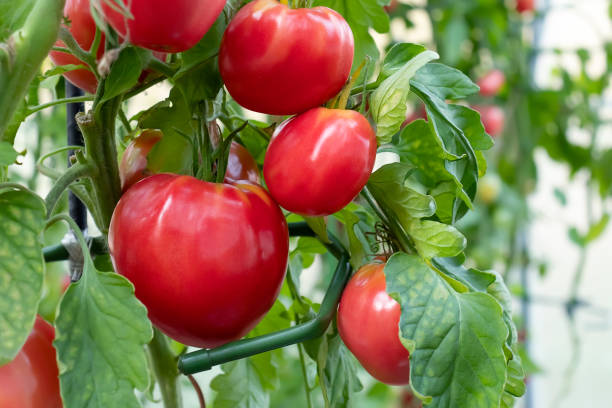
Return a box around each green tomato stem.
[27,96,94,116]
[0,0,65,142]
[58,26,99,79]
[45,163,95,218]
[148,328,183,408]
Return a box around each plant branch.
[148,328,183,408]
[27,96,93,115]
[45,163,95,217]
[187,375,206,408]
[58,26,99,78]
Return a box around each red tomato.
[384,0,399,13]
[337,262,410,385]
[401,103,427,128]
[49,0,167,94]
[119,130,164,192]
[473,105,505,137]
[516,0,534,13]
[477,69,506,97]
[264,107,376,216]
[48,0,105,94]
[219,0,354,115]
[119,130,260,192]
[101,0,226,52]
[108,174,289,347]
[0,316,62,408]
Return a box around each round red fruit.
[337,262,410,385]
[219,0,354,115]
[108,174,289,348]
[477,69,506,97]
[0,316,62,408]
[473,105,505,137]
[226,142,261,184]
[264,107,376,216]
[101,0,226,53]
[516,0,535,13]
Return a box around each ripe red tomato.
[219,0,354,115]
[337,262,410,385]
[264,107,376,216]
[119,130,260,192]
[48,0,105,94]
[100,0,226,52]
[402,103,427,128]
[49,0,167,94]
[477,69,506,97]
[0,316,62,408]
[516,0,534,13]
[108,174,289,347]
[473,105,505,137]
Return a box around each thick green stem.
[0,0,65,141]
[148,329,183,408]
[76,100,122,232]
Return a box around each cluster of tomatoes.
[1,1,417,403]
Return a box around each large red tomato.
[264,107,376,216]
[473,105,505,137]
[48,0,105,94]
[219,0,354,115]
[477,69,506,97]
[108,174,289,347]
[49,0,166,94]
[516,0,535,13]
[119,130,260,192]
[337,262,410,385]
[0,316,62,408]
[101,0,226,52]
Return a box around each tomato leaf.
[304,216,330,244]
[211,359,270,408]
[54,253,153,407]
[0,140,18,166]
[432,256,496,293]
[411,63,479,100]
[317,333,363,408]
[371,49,438,143]
[379,43,427,80]
[101,47,148,103]
[333,205,368,269]
[176,14,225,78]
[367,163,436,223]
[0,186,45,365]
[384,253,508,407]
[407,220,466,259]
[0,0,36,40]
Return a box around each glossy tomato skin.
[473,105,505,137]
[48,0,105,94]
[264,107,376,216]
[119,130,260,192]
[108,174,289,348]
[337,262,410,385]
[101,0,226,52]
[119,130,164,192]
[0,316,62,408]
[226,142,261,184]
[219,0,354,115]
[477,69,506,97]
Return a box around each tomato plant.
[101,0,226,52]
[337,262,410,385]
[108,174,289,347]
[264,107,376,216]
[219,0,354,115]
[0,316,62,408]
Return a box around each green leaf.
[317,334,363,408]
[101,47,148,103]
[412,63,479,100]
[432,256,496,293]
[385,253,508,407]
[333,206,367,269]
[211,359,270,408]
[176,14,225,77]
[407,220,466,259]
[314,0,389,34]
[584,214,609,244]
[54,253,153,407]
[379,43,427,80]
[0,141,18,166]
[0,186,45,365]
[304,216,330,244]
[371,50,439,143]
[367,163,436,225]
[0,0,36,39]
[439,16,468,66]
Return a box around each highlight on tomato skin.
[219,0,354,115]
[108,174,289,348]
[263,107,377,216]
[0,316,62,408]
[100,0,226,53]
[337,262,411,385]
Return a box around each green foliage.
[0,186,46,365]
[54,247,153,407]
